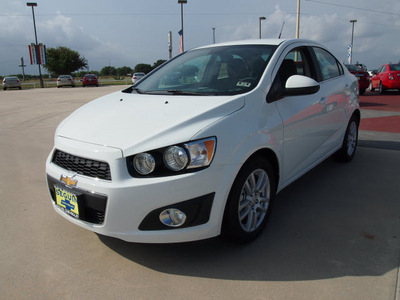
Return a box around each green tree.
[101,66,117,76]
[44,46,87,76]
[152,59,167,70]
[116,66,133,76]
[134,63,152,74]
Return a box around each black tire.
[379,82,385,94]
[222,157,276,243]
[359,88,366,95]
[332,115,359,162]
[369,82,374,92]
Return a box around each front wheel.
[379,82,385,94]
[369,82,375,91]
[222,157,276,243]
[332,115,359,162]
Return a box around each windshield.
[126,45,277,96]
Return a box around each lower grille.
[47,175,107,225]
[52,149,112,181]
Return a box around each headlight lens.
[186,137,216,169]
[164,146,188,171]
[133,153,155,175]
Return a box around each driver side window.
[267,47,314,102]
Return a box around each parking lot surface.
[0,87,399,299]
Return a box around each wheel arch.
[352,109,361,125]
[242,148,280,193]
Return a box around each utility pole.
[27,2,44,88]
[19,57,27,81]
[296,0,300,39]
[259,17,266,39]
[350,20,357,64]
[212,27,216,44]
[168,31,172,59]
[178,0,187,53]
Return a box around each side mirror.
[285,75,320,96]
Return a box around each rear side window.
[389,64,400,71]
[312,47,343,81]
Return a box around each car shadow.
[98,147,400,281]
[359,102,387,108]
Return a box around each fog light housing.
[159,209,186,227]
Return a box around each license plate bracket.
[54,186,80,219]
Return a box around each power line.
[305,0,400,16]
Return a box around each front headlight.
[164,146,189,171]
[128,137,216,177]
[133,153,155,175]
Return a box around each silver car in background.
[57,75,75,88]
[2,77,22,90]
[131,72,145,84]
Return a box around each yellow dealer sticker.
[55,187,79,218]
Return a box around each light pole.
[27,2,44,88]
[178,0,187,52]
[296,0,300,39]
[259,17,266,39]
[350,20,357,64]
[212,27,216,44]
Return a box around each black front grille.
[52,149,112,181]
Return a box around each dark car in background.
[82,74,99,87]
[2,76,22,90]
[370,64,400,94]
[345,64,369,95]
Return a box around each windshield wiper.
[165,89,203,95]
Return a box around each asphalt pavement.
[0,87,399,300]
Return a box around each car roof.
[193,38,323,50]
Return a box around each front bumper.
[45,139,238,243]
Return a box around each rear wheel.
[222,157,276,243]
[332,115,359,162]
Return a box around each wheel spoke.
[255,171,266,191]
[239,195,251,211]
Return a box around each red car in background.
[344,64,369,95]
[370,64,400,94]
[82,74,99,87]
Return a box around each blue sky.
[1,0,399,75]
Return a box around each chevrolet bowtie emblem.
[61,175,78,187]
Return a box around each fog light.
[159,209,186,227]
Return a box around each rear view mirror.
[285,75,320,96]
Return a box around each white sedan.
[46,39,359,243]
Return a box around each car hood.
[56,91,245,156]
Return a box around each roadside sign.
[38,43,47,64]
[28,43,47,65]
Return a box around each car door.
[270,45,347,185]
[372,65,384,88]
